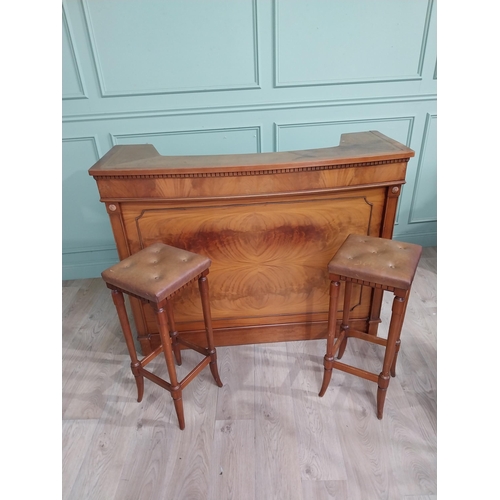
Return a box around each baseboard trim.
[392,230,437,247]
[62,247,118,280]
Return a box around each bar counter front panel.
[89,131,414,355]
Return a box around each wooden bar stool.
[101,242,223,430]
[319,234,422,419]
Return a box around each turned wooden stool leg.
[337,281,353,360]
[198,275,223,387]
[110,290,144,402]
[155,300,185,430]
[377,292,407,419]
[319,280,342,397]
[165,298,182,366]
[390,294,409,377]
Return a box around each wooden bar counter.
[89,131,414,355]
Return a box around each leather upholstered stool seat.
[101,242,223,430]
[319,234,422,419]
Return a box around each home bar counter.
[89,131,414,355]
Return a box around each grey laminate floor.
[62,247,437,500]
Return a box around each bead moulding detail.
[97,158,409,180]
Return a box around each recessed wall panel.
[84,0,259,96]
[113,126,261,155]
[62,7,86,99]
[275,0,430,86]
[62,137,111,249]
[276,117,413,152]
[410,114,437,222]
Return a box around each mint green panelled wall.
[62,0,437,280]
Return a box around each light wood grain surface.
[62,247,436,500]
